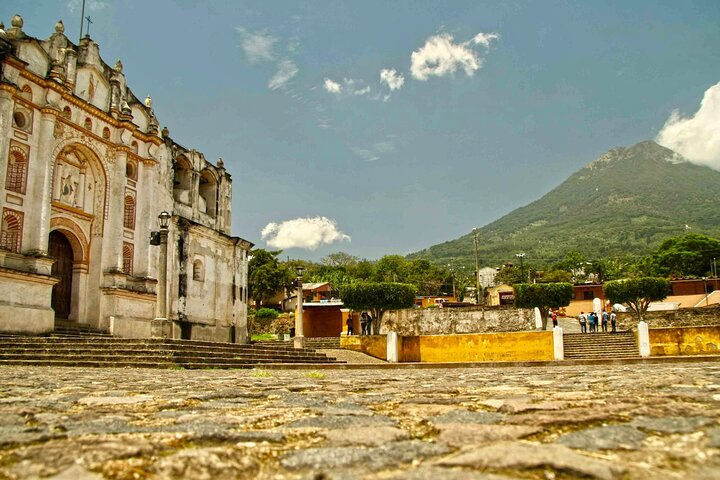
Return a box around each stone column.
[24,108,58,255]
[638,321,650,357]
[553,326,564,360]
[102,150,127,271]
[0,89,13,190]
[341,308,350,335]
[387,331,399,363]
[133,160,154,276]
[294,278,305,349]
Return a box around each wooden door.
[49,231,73,318]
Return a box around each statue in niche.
[60,173,79,207]
[88,74,96,102]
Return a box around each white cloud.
[380,68,405,91]
[68,0,109,13]
[237,27,277,63]
[410,31,499,81]
[324,78,342,94]
[268,59,298,90]
[656,82,720,171]
[352,148,380,162]
[261,217,351,250]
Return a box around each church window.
[62,106,71,119]
[20,85,33,101]
[0,209,23,253]
[83,117,92,131]
[13,111,27,130]
[123,195,135,230]
[126,160,137,180]
[102,127,111,140]
[122,242,134,275]
[193,259,204,282]
[199,169,218,217]
[6,145,28,195]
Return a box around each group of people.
[346,311,373,336]
[578,310,617,333]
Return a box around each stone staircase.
[0,335,344,369]
[302,337,342,349]
[563,331,638,359]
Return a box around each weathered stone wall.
[617,305,720,331]
[648,325,720,356]
[382,306,535,336]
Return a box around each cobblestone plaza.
[1,362,719,479]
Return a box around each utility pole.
[516,252,526,283]
[473,228,480,304]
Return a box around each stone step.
[0,334,344,369]
[562,331,638,359]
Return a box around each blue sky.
[5,0,720,261]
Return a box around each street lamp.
[515,253,526,283]
[703,277,709,306]
[473,227,480,304]
[150,211,171,337]
[294,265,305,348]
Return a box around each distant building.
[0,16,252,341]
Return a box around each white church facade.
[0,15,253,342]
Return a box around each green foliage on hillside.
[407,141,720,271]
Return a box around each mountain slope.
[408,141,720,267]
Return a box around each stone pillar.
[24,108,58,255]
[553,326,564,360]
[534,307,543,330]
[134,160,154,276]
[0,89,13,191]
[387,331,399,363]
[294,277,305,349]
[638,321,650,357]
[102,150,127,271]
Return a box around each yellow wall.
[340,335,388,360]
[649,326,720,356]
[400,331,554,363]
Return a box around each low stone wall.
[649,325,720,356]
[400,331,554,363]
[340,335,388,360]
[382,306,535,336]
[618,305,720,331]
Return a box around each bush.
[255,308,279,320]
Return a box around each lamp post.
[703,277,709,306]
[515,252,526,283]
[294,265,305,349]
[150,211,171,337]
[473,227,480,304]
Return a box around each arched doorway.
[50,231,74,318]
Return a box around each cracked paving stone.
[438,440,626,480]
[284,413,396,430]
[383,465,513,479]
[324,426,410,446]
[151,446,260,480]
[431,409,505,425]
[280,440,451,472]
[631,415,717,434]
[437,424,542,447]
[556,424,647,450]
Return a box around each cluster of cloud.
[410,32,499,81]
[68,0,108,13]
[322,30,498,101]
[237,27,298,90]
[261,217,351,250]
[656,82,720,171]
[322,77,372,96]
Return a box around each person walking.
[359,312,368,336]
[601,310,609,332]
[579,312,587,333]
[365,312,373,335]
[588,312,596,333]
[551,310,558,329]
[610,311,617,333]
[346,313,354,335]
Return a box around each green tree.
[603,277,670,323]
[248,249,294,307]
[513,282,573,330]
[539,269,573,283]
[322,251,359,268]
[495,265,533,285]
[374,255,408,283]
[651,234,720,278]
[339,282,416,334]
